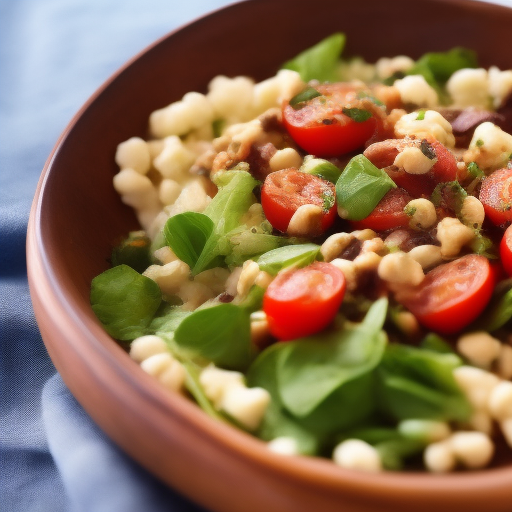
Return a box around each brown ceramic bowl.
[27,1,512,511]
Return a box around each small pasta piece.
[267,437,299,456]
[456,331,501,369]
[332,439,382,472]
[130,335,168,363]
[447,68,489,108]
[449,431,494,469]
[394,75,438,107]
[140,353,186,392]
[149,91,214,138]
[115,137,151,174]
[378,252,425,286]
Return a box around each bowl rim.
[27,0,512,508]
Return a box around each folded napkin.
[0,1,232,510]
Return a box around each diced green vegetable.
[336,154,397,220]
[90,265,162,341]
[341,107,372,123]
[257,243,322,276]
[281,32,346,83]
[300,156,343,184]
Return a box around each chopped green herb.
[289,87,322,108]
[212,119,225,138]
[420,139,436,160]
[476,139,484,147]
[416,110,426,121]
[321,189,335,211]
[404,205,417,217]
[467,161,485,179]
[342,107,372,123]
[357,91,384,106]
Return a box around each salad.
[91,34,512,473]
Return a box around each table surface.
[2,1,512,511]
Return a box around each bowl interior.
[29,1,512,511]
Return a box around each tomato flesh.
[351,188,412,232]
[395,254,494,334]
[500,224,512,277]
[263,262,346,341]
[282,83,378,157]
[479,167,512,226]
[261,169,336,234]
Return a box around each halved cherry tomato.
[500,224,512,276]
[282,84,379,157]
[261,168,336,234]
[395,254,494,334]
[479,167,512,226]
[350,188,412,232]
[263,262,346,341]
[364,138,458,198]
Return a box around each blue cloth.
[0,1,233,511]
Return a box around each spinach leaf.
[193,171,259,274]
[225,224,295,267]
[111,231,152,273]
[246,344,323,455]
[91,265,162,341]
[173,303,255,370]
[275,299,388,432]
[257,244,322,276]
[163,212,214,269]
[281,32,346,83]
[377,344,471,422]
[336,155,396,221]
[409,47,478,84]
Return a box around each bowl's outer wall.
[28,1,512,511]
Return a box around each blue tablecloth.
[0,1,233,511]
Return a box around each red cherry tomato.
[350,188,412,232]
[500,224,512,276]
[261,169,336,234]
[282,84,378,157]
[395,254,494,334]
[263,262,346,341]
[365,138,458,198]
[479,167,512,226]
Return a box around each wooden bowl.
[27,1,512,511]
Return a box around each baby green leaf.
[336,154,397,221]
[91,265,162,341]
[277,299,388,419]
[246,344,323,455]
[163,212,214,269]
[281,32,346,83]
[377,344,471,422]
[173,303,255,370]
[193,171,259,274]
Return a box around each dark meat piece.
[244,143,277,180]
